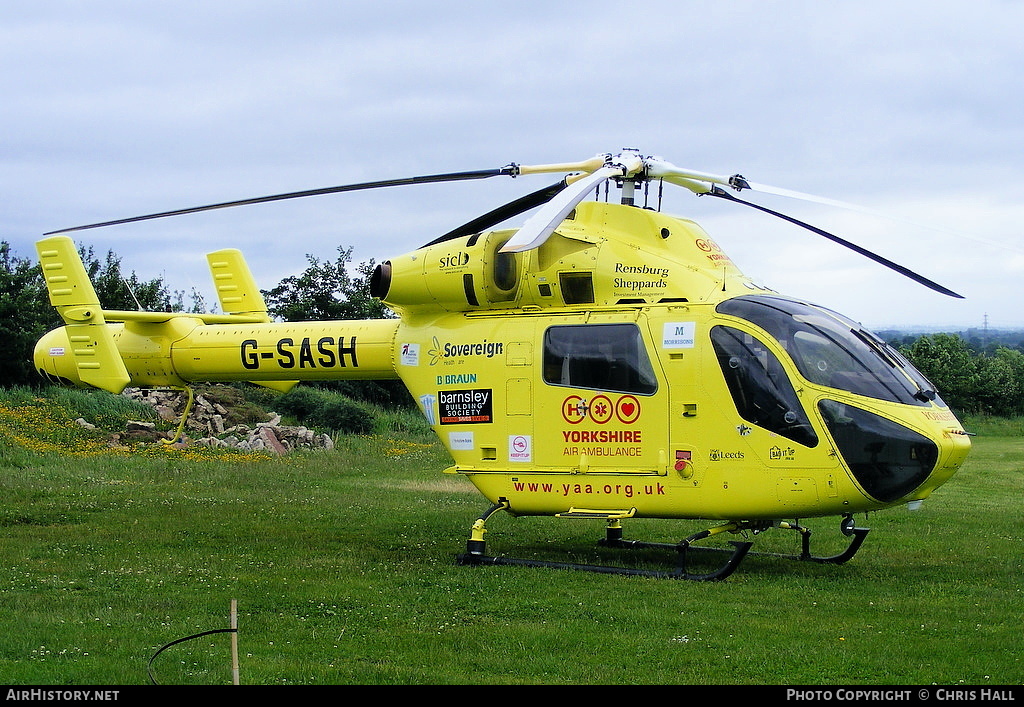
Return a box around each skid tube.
[600,515,871,566]
[456,502,754,581]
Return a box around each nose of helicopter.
[914,422,972,503]
[817,399,971,505]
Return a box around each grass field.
[0,388,1021,685]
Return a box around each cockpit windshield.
[716,296,945,407]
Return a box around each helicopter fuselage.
[33,200,970,524]
[395,304,968,521]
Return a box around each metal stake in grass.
[231,599,239,686]
[147,599,240,685]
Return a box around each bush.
[309,398,373,435]
[320,380,414,408]
[50,387,158,429]
[276,385,375,434]
[276,386,326,420]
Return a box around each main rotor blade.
[742,179,880,213]
[514,154,608,177]
[44,168,514,236]
[743,178,1024,255]
[647,157,904,217]
[644,157,737,192]
[499,166,621,253]
[704,186,964,299]
[420,180,569,249]
[649,156,981,248]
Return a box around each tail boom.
[34,319,401,390]
[34,235,400,391]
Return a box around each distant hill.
[876,327,1024,352]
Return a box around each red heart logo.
[621,402,635,416]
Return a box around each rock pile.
[120,388,335,454]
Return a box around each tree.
[982,347,1024,416]
[0,241,183,388]
[261,246,407,407]
[262,246,392,322]
[901,334,1024,416]
[0,243,60,387]
[900,333,979,413]
[79,245,173,312]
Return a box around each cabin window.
[710,325,818,448]
[543,324,657,395]
[558,272,595,305]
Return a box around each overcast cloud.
[3,0,1022,330]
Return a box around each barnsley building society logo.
[438,388,493,425]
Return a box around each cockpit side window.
[711,325,818,448]
[543,323,658,395]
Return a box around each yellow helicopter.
[33,149,972,580]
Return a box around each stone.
[121,387,335,454]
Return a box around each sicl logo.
[561,394,641,425]
[439,251,470,269]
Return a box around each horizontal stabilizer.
[252,380,299,393]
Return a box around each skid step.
[556,508,636,519]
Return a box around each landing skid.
[601,519,870,567]
[456,503,869,581]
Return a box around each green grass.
[0,391,1021,685]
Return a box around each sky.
[4,0,1023,331]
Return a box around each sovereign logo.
[428,336,504,365]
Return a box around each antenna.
[122,277,143,310]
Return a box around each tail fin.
[35,236,131,393]
[206,249,271,320]
[207,249,297,393]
